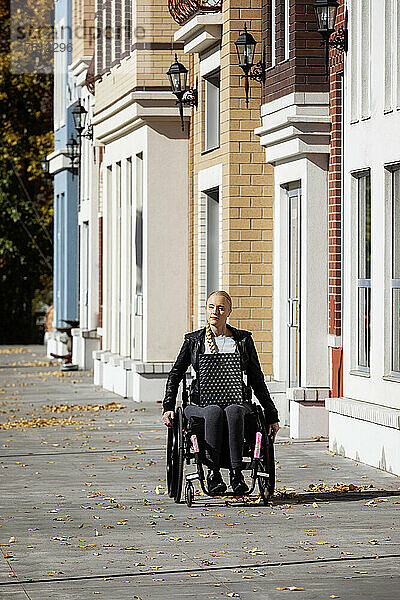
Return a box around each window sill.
[201,145,220,156]
[349,369,370,378]
[383,374,400,383]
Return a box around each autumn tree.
[0,0,53,343]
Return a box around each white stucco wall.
[343,0,400,409]
[100,118,188,365]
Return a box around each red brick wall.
[328,1,345,396]
[262,0,328,103]
[328,1,345,337]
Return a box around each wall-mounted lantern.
[313,0,348,78]
[40,156,53,183]
[235,23,266,108]
[66,135,80,180]
[166,54,198,131]
[72,100,93,140]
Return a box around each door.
[133,152,143,361]
[82,221,89,329]
[287,188,301,388]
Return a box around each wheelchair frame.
[166,375,275,507]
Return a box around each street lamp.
[313,0,348,78]
[166,54,198,132]
[234,24,266,108]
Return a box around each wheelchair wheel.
[255,406,276,502]
[173,407,184,503]
[185,481,194,507]
[166,406,184,502]
[166,426,174,497]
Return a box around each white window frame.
[353,170,372,373]
[197,165,222,327]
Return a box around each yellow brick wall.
[190,0,274,376]
[95,0,186,113]
[72,0,95,63]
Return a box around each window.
[360,0,370,118]
[384,0,393,111]
[270,1,289,65]
[103,0,112,70]
[113,0,121,63]
[271,0,276,66]
[133,152,143,361]
[204,70,220,152]
[124,0,132,54]
[135,153,143,298]
[284,0,289,61]
[206,188,220,296]
[391,169,400,373]
[356,171,371,370]
[350,0,359,121]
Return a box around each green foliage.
[0,0,54,343]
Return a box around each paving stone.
[0,346,399,600]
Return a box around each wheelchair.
[166,376,275,507]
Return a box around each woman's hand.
[268,422,280,443]
[162,411,175,427]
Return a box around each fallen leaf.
[0,416,87,430]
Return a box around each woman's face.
[206,294,232,327]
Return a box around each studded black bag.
[198,353,244,408]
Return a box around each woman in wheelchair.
[162,290,279,496]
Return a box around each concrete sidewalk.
[0,346,399,600]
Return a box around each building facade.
[46,0,79,357]
[256,0,332,433]
[257,0,400,473]
[169,0,283,412]
[68,0,101,370]
[90,0,190,401]
[326,0,400,475]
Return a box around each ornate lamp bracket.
[328,26,348,52]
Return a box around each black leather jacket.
[163,325,279,424]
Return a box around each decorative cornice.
[326,397,400,430]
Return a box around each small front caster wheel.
[185,482,194,507]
